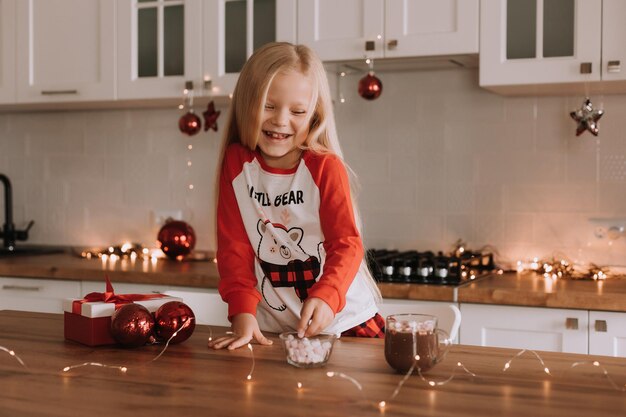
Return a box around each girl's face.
[257,69,313,169]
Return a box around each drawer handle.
[41,89,78,95]
[2,284,42,292]
[387,39,398,50]
[565,317,579,330]
[594,320,607,332]
[607,60,621,73]
[580,62,592,74]
[365,40,375,51]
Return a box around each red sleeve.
[304,153,363,314]
[216,144,261,320]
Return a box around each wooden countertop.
[0,252,220,289]
[459,272,626,312]
[1,253,626,311]
[1,311,625,417]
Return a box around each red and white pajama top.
[217,143,378,334]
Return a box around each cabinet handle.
[41,89,78,95]
[2,284,42,292]
[565,317,579,330]
[607,60,621,73]
[365,40,375,51]
[594,320,607,332]
[580,62,592,74]
[387,39,398,50]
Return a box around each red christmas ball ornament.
[157,219,196,260]
[154,301,196,344]
[358,71,383,100]
[110,303,155,348]
[178,111,201,136]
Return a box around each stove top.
[367,249,495,286]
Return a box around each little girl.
[209,42,382,351]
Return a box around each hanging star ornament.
[202,100,221,132]
[569,98,604,136]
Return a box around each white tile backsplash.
[0,67,625,267]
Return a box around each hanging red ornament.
[154,301,196,344]
[157,219,196,260]
[358,71,383,100]
[178,111,202,136]
[202,100,221,132]
[110,304,155,348]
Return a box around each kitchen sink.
[0,246,67,257]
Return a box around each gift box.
[63,277,182,346]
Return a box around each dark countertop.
[1,253,625,312]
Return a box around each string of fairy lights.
[3,330,624,413]
[0,317,193,376]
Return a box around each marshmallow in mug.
[285,334,333,365]
[390,319,436,334]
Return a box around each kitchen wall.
[1,67,625,268]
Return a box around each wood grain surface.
[1,311,625,416]
[459,272,626,312]
[3,253,626,310]
[0,252,220,288]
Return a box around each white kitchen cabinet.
[0,277,82,314]
[378,298,461,343]
[117,0,203,99]
[16,0,115,103]
[80,280,229,326]
[118,0,295,100]
[589,311,626,357]
[0,0,16,104]
[203,0,296,95]
[460,303,588,354]
[165,287,229,326]
[298,0,478,62]
[480,0,626,90]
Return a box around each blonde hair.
[215,42,381,303]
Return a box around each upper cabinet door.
[203,0,296,96]
[16,0,115,103]
[0,0,16,104]
[384,0,478,58]
[298,0,385,61]
[117,0,202,100]
[480,0,602,88]
[601,0,626,82]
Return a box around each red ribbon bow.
[72,275,166,315]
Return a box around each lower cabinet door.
[460,303,588,354]
[165,287,229,327]
[0,277,82,314]
[589,311,626,357]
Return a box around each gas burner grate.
[366,249,495,285]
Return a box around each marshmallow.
[285,336,333,365]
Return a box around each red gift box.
[63,276,182,346]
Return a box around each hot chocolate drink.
[385,329,439,373]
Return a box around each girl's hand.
[207,313,273,350]
[297,298,334,338]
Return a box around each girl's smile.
[262,130,294,140]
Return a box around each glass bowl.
[279,332,337,368]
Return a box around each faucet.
[0,174,34,249]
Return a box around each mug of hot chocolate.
[384,314,452,373]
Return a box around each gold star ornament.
[569,98,604,136]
